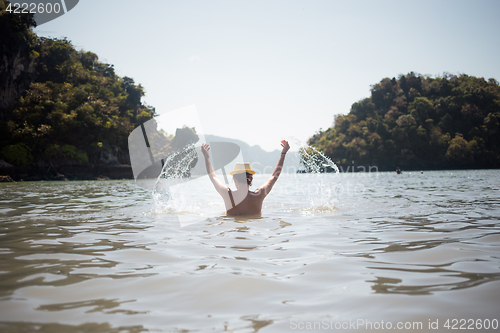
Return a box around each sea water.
[0,169,499,332]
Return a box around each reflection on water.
[0,170,499,332]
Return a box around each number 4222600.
[6,2,62,14]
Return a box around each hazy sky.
[35,0,500,152]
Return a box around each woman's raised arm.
[201,143,228,195]
[257,140,290,196]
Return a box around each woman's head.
[233,172,253,187]
[229,163,255,188]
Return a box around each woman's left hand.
[281,140,290,154]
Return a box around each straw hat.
[229,162,256,175]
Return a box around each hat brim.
[229,170,256,175]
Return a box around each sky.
[34,0,500,152]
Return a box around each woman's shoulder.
[249,189,266,197]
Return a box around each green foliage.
[45,143,60,157]
[446,134,473,165]
[44,143,88,163]
[309,73,500,169]
[396,114,416,127]
[61,144,88,163]
[0,6,161,166]
[1,143,33,165]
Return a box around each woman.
[201,140,290,216]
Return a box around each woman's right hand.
[201,143,210,158]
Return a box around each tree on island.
[308,72,500,170]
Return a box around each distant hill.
[204,134,302,174]
[308,72,500,170]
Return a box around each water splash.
[285,136,340,214]
[298,146,339,174]
[284,136,339,175]
[152,144,200,215]
[162,144,198,179]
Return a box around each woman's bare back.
[226,189,265,216]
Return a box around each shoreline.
[2,165,499,183]
[0,164,134,182]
